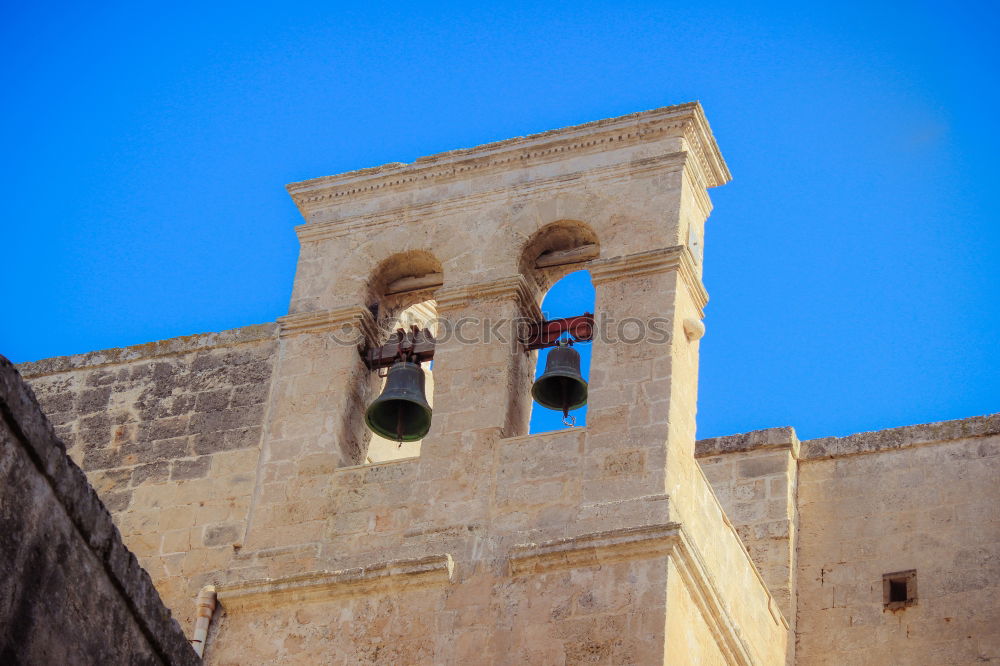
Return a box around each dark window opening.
[883,570,917,609]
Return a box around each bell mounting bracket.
[519,313,594,351]
[363,325,436,374]
[361,312,595,371]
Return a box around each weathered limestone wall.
[211,543,676,664]
[658,276,788,664]
[16,323,278,633]
[695,414,1000,665]
[0,357,198,665]
[796,414,1000,665]
[697,428,800,626]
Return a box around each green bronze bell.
[365,361,433,441]
[530,340,588,418]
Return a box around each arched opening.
[528,269,595,434]
[365,299,437,463]
[360,251,442,464]
[517,220,599,436]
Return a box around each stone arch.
[353,249,442,465]
[366,249,443,338]
[513,219,598,435]
[518,219,600,299]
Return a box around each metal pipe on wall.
[190,585,217,659]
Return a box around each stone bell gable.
[204,101,787,664]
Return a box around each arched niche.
[357,250,443,464]
[367,249,443,334]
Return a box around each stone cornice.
[589,246,709,314]
[216,553,455,611]
[294,152,688,243]
[278,305,378,343]
[509,523,681,575]
[435,274,541,319]
[287,102,729,218]
[509,523,782,666]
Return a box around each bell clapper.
[557,338,577,427]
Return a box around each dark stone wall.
[0,356,198,665]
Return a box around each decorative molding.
[434,274,541,319]
[509,523,681,575]
[589,246,709,314]
[679,109,731,193]
[277,305,378,343]
[386,273,444,295]
[683,317,706,342]
[287,104,727,215]
[216,553,455,611]
[534,244,600,269]
[293,152,688,243]
[509,523,783,666]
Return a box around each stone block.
[130,461,169,486]
[170,456,212,481]
[203,523,242,547]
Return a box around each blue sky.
[2,1,997,440]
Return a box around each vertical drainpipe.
[190,585,217,659]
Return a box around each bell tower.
[213,103,788,664]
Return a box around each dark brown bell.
[531,342,588,417]
[365,361,433,441]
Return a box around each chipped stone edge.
[278,305,378,343]
[215,553,455,611]
[695,426,800,459]
[16,323,279,378]
[800,412,1000,460]
[0,356,200,665]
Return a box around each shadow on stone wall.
[0,355,198,665]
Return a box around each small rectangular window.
[883,570,917,609]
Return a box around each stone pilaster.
[242,305,377,551]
